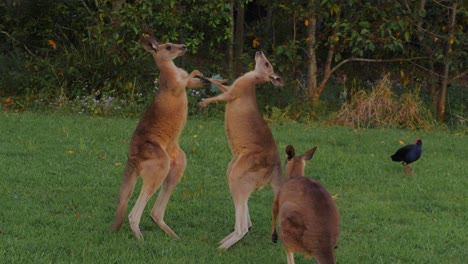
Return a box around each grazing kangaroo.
[110,36,211,240]
[198,51,285,249]
[272,145,340,264]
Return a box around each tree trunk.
[308,2,340,107]
[227,0,234,78]
[416,0,427,40]
[437,3,457,121]
[315,4,341,105]
[307,15,319,106]
[233,1,245,76]
[316,44,335,101]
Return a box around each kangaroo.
[110,36,212,240]
[272,145,340,264]
[198,51,285,249]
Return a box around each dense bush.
[0,0,231,102]
[0,1,466,127]
[331,75,434,130]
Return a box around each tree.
[240,0,467,121]
[1,0,466,122]
[232,0,246,77]
[244,1,426,105]
[408,1,467,121]
[304,0,431,106]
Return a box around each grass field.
[0,112,466,263]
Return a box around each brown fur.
[272,145,340,264]
[110,36,213,240]
[198,51,285,249]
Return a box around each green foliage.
[0,0,232,101]
[0,1,466,125]
[445,83,468,129]
[0,1,79,97]
[1,112,467,263]
[334,1,413,56]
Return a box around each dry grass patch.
[331,75,434,129]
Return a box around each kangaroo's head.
[254,51,284,86]
[285,145,317,178]
[141,36,187,61]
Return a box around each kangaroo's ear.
[269,74,284,86]
[302,146,317,161]
[286,145,295,160]
[141,37,159,52]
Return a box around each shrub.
[330,75,434,130]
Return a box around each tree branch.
[329,56,431,76]
[451,69,468,81]
[0,30,35,57]
[408,60,445,79]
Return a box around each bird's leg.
[403,162,414,175]
[403,162,409,176]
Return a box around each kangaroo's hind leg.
[219,163,256,249]
[128,144,170,240]
[219,184,253,249]
[150,146,186,239]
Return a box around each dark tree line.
[1,0,466,122]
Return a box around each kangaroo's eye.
[265,62,270,67]
[166,46,172,51]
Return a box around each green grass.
[0,112,466,263]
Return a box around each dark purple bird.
[391,139,422,175]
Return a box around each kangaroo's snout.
[255,51,265,60]
[181,45,187,51]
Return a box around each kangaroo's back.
[279,177,339,259]
[272,145,339,264]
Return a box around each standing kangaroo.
[272,145,340,264]
[198,51,284,249]
[110,36,211,240]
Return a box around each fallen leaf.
[332,194,339,200]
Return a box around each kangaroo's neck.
[155,59,187,96]
[156,59,178,74]
[240,71,264,86]
[231,72,262,99]
[285,163,305,179]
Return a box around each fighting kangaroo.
[198,51,284,249]
[272,145,340,264]
[110,36,212,240]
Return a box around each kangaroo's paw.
[218,230,248,249]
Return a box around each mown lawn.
[0,112,466,263]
